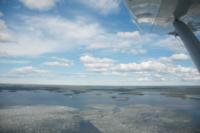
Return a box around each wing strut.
[173,19,200,72]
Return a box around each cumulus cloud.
[0,15,103,56]
[159,53,189,62]
[157,37,186,53]
[0,12,186,57]
[80,55,200,81]
[43,57,73,67]
[19,0,59,10]
[0,14,153,56]
[86,31,153,55]
[79,0,120,15]
[9,66,49,76]
[80,55,116,72]
[170,53,190,61]
[117,31,141,40]
[0,19,13,43]
[1,65,90,84]
[112,60,197,75]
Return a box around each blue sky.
[0,0,199,85]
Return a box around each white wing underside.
[125,0,200,33]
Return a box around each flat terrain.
[0,84,200,133]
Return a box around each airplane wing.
[125,0,200,72]
[125,0,200,34]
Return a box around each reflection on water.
[0,84,200,133]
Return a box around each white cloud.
[0,15,103,56]
[79,0,120,15]
[182,76,200,81]
[80,55,116,72]
[159,53,189,62]
[86,31,153,55]
[115,61,197,75]
[0,59,30,64]
[9,66,49,76]
[0,31,12,43]
[80,55,200,82]
[115,33,187,55]
[157,37,186,53]
[19,0,59,10]
[0,15,152,56]
[2,65,88,80]
[137,77,151,82]
[117,31,141,40]
[0,19,13,42]
[43,57,73,67]
[115,61,167,72]
[170,53,189,61]
[80,55,115,64]
[0,13,194,59]
[28,16,103,41]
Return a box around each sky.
[0,0,200,85]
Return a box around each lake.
[0,84,200,133]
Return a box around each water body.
[0,84,200,133]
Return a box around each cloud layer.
[79,0,120,15]
[0,15,152,56]
[0,0,199,85]
[80,55,200,82]
[19,0,59,10]
[10,66,49,76]
[43,57,73,67]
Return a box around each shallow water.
[0,84,200,133]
